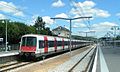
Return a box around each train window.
[48,41,54,47]
[64,41,66,45]
[22,37,26,46]
[57,41,62,46]
[65,41,66,45]
[67,41,69,45]
[39,40,44,48]
[73,41,75,45]
[22,37,36,46]
[64,41,68,45]
[73,41,74,45]
[57,41,59,46]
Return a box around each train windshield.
[21,37,37,46]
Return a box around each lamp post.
[51,16,92,55]
[2,20,8,52]
[111,26,120,38]
[111,26,120,48]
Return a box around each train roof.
[22,34,93,42]
[22,34,69,39]
[22,34,39,37]
[22,34,71,40]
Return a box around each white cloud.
[70,8,80,15]
[0,14,6,19]
[55,13,68,18]
[14,12,24,16]
[73,23,87,28]
[63,25,69,30]
[73,1,95,9]
[29,15,54,26]
[74,22,118,37]
[42,16,54,25]
[76,22,118,38]
[92,22,118,32]
[0,1,24,16]
[52,0,65,8]
[70,1,110,18]
[95,9,110,18]
[83,1,95,8]
[92,22,117,28]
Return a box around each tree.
[0,19,36,44]
[45,27,52,36]
[34,16,53,36]
[116,35,120,40]
[0,20,5,43]
[34,16,45,34]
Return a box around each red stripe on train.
[20,46,36,52]
[54,38,57,52]
[44,36,48,53]
[62,38,64,50]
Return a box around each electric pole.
[51,16,92,55]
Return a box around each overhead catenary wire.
[0,2,34,23]
[1,12,27,23]
[0,2,33,16]
[69,0,92,30]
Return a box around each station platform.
[0,50,19,58]
[96,44,120,72]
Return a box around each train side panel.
[56,37,62,51]
[19,34,93,59]
[36,35,44,54]
[47,36,55,52]
[64,38,69,50]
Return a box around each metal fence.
[102,40,120,47]
[0,44,19,52]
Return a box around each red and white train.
[19,34,92,58]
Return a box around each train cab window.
[39,40,44,48]
[22,37,36,46]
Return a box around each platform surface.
[0,50,19,57]
[97,44,120,72]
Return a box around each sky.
[0,0,120,38]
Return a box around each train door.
[44,36,48,53]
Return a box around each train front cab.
[19,36,37,58]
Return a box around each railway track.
[49,45,97,72]
[0,61,19,69]
[68,46,96,72]
[0,45,96,72]
[0,61,32,72]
